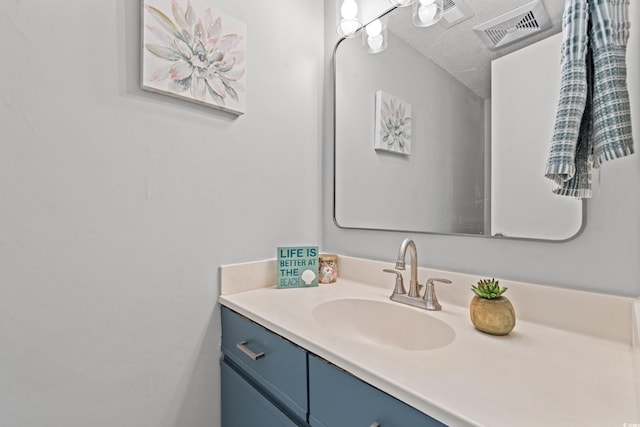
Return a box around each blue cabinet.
[221,307,308,422]
[308,355,446,427]
[221,359,299,427]
[221,307,448,427]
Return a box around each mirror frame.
[331,9,586,243]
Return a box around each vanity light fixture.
[341,0,443,54]
[413,0,444,27]
[363,19,388,53]
[336,0,363,38]
[388,0,416,7]
[388,0,445,27]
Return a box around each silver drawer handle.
[236,340,265,360]
[369,422,380,427]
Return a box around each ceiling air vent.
[473,0,551,49]
[442,0,456,13]
[439,0,474,29]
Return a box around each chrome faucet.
[383,238,452,311]
[395,238,420,298]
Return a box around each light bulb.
[339,19,361,37]
[390,0,414,6]
[366,19,383,37]
[418,4,437,24]
[413,0,442,26]
[341,0,358,20]
[367,35,384,51]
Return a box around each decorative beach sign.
[142,0,246,115]
[277,246,319,289]
[374,91,412,155]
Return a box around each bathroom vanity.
[219,256,640,426]
[221,306,444,426]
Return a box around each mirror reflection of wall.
[491,33,582,240]
[336,30,486,234]
[334,1,584,240]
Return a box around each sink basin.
[312,298,455,351]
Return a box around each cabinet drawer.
[221,358,299,427]
[308,355,446,427]
[221,307,308,421]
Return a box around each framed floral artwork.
[141,0,246,115]
[374,91,411,155]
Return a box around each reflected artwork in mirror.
[334,0,584,241]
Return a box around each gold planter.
[469,296,516,335]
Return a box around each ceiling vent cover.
[442,0,456,13]
[440,0,474,29]
[473,0,551,49]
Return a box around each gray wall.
[324,0,640,297]
[0,1,323,426]
[335,31,485,233]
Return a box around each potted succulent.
[470,279,516,336]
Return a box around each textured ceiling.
[385,0,563,99]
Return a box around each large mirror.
[334,0,584,241]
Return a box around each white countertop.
[219,257,640,427]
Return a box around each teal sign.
[277,246,319,288]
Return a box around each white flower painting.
[142,0,246,115]
[374,91,412,155]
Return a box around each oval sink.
[312,298,455,351]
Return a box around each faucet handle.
[383,269,407,295]
[426,278,452,286]
[422,278,452,311]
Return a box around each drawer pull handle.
[369,423,380,427]
[236,341,265,360]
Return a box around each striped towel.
[545,0,633,198]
